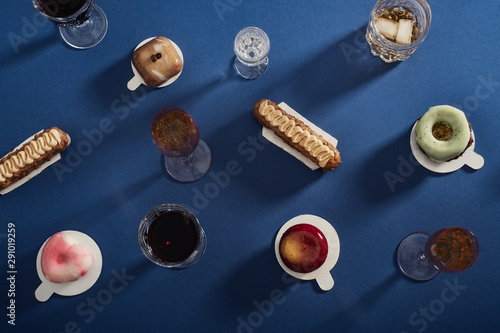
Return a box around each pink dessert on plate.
[41,232,94,283]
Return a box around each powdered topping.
[258,100,337,167]
[0,129,62,182]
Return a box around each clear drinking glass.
[365,0,431,62]
[32,0,108,49]
[151,107,212,182]
[397,227,479,281]
[233,26,270,79]
[138,204,207,268]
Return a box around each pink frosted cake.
[41,232,94,283]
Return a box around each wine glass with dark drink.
[138,204,207,268]
[151,107,212,182]
[32,0,107,49]
[397,227,479,281]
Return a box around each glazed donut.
[415,105,472,162]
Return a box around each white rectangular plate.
[261,102,338,170]
[0,131,69,195]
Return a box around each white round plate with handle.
[410,122,484,173]
[35,231,102,302]
[127,37,183,91]
[275,215,340,291]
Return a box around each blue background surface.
[1,0,499,332]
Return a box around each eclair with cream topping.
[253,99,341,172]
[0,127,70,190]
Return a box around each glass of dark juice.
[151,107,212,182]
[138,204,207,268]
[32,0,107,49]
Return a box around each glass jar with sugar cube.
[365,0,431,62]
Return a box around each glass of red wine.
[138,204,207,268]
[397,227,479,281]
[151,107,212,183]
[31,0,107,49]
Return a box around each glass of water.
[365,0,431,62]
[233,27,270,79]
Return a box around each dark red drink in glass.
[138,204,207,268]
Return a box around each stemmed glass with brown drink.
[397,227,479,281]
[32,0,107,49]
[151,107,212,183]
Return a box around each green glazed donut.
[415,105,471,163]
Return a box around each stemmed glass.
[233,27,270,79]
[32,0,108,49]
[151,107,212,183]
[397,227,479,281]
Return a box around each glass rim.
[369,0,432,48]
[151,107,192,137]
[234,26,270,62]
[138,203,203,268]
[32,0,93,23]
[151,107,197,156]
[427,227,479,273]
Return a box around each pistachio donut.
[415,105,472,163]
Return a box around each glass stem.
[182,154,194,165]
[417,251,430,264]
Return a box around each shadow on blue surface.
[89,51,134,110]
[0,27,59,68]
[42,169,163,233]
[280,26,400,110]
[206,109,326,201]
[357,125,429,204]
[218,244,302,312]
[309,272,401,333]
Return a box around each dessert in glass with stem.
[151,107,212,183]
[32,0,108,49]
[397,227,479,281]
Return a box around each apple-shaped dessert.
[41,232,94,283]
[279,224,328,273]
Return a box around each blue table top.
[1,0,500,332]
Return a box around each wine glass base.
[397,232,440,281]
[164,139,212,183]
[59,5,108,49]
[233,57,268,80]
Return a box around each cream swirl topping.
[258,100,336,167]
[0,129,62,182]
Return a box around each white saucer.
[35,231,102,302]
[275,215,340,291]
[127,37,184,91]
[410,121,484,173]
